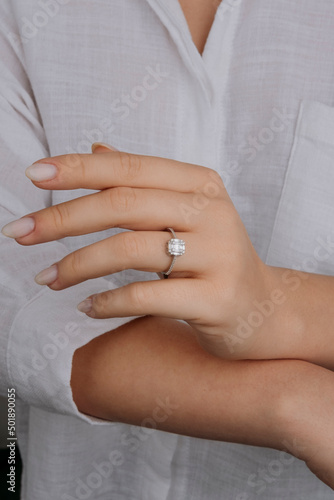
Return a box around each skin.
[72,315,334,490]
[1,3,334,491]
[178,0,220,54]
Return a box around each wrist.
[251,264,303,359]
[275,360,334,465]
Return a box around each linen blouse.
[0,0,334,498]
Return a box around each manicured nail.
[77,298,93,314]
[1,217,35,238]
[91,142,119,153]
[34,264,58,285]
[25,163,58,181]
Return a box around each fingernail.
[25,163,58,181]
[1,217,35,238]
[77,298,93,314]
[91,142,119,153]
[34,264,58,285]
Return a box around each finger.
[77,278,207,321]
[24,151,225,196]
[36,231,204,290]
[12,187,205,245]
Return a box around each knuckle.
[202,168,224,196]
[92,291,111,313]
[66,153,83,170]
[120,233,145,261]
[224,200,241,226]
[55,154,85,176]
[66,153,85,172]
[66,250,83,277]
[104,186,137,213]
[119,152,143,182]
[219,279,239,311]
[205,168,222,185]
[209,198,236,227]
[128,282,154,311]
[77,155,89,183]
[50,203,69,232]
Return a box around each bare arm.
[262,266,334,370]
[71,316,334,489]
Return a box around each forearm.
[265,266,334,369]
[70,316,330,452]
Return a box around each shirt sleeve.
[0,3,131,425]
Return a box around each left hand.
[1,145,277,358]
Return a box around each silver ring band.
[162,227,186,279]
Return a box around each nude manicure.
[77,298,93,314]
[1,217,35,238]
[25,163,58,181]
[34,264,58,286]
[91,142,119,153]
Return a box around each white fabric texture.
[0,0,334,498]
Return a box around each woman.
[1,0,334,498]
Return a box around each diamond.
[167,238,185,256]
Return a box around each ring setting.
[162,227,185,278]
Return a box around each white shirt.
[1,0,334,498]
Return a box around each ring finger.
[35,230,206,290]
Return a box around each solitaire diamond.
[162,227,186,278]
[167,238,185,256]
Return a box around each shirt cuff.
[7,278,133,425]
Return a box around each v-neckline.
[145,0,221,62]
[145,0,239,102]
[173,0,222,60]
[177,1,222,58]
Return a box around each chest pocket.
[265,100,334,276]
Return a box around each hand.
[1,144,275,358]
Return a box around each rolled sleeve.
[7,279,132,425]
[0,3,132,425]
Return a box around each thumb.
[91,142,119,154]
